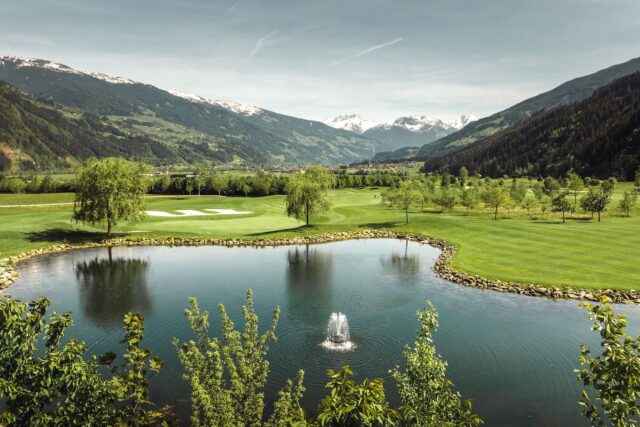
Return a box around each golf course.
[1,185,639,291]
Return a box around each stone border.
[1,230,639,304]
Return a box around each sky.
[2,0,640,122]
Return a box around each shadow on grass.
[245,225,309,237]
[25,228,110,244]
[359,222,399,229]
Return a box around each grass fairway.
[0,188,639,291]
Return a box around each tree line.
[2,292,636,426]
[0,168,402,196]
[381,168,640,223]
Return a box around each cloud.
[249,30,278,58]
[329,37,404,67]
[202,0,242,35]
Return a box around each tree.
[618,191,638,217]
[210,174,228,196]
[551,191,572,223]
[285,166,334,226]
[577,299,640,426]
[318,365,399,426]
[567,172,584,207]
[460,187,479,213]
[174,291,281,426]
[193,165,206,196]
[581,184,614,222]
[0,177,26,193]
[482,181,509,219]
[39,174,56,193]
[383,179,422,224]
[73,158,149,237]
[433,187,458,212]
[521,195,537,216]
[184,179,194,196]
[458,166,469,187]
[532,181,545,200]
[509,180,528,205]
[391,302,482,426]
[635,168,640,192]
[543,176,560,196]
[153,175,171,193]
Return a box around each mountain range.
[323,114,476,152]
[0,55,381,170]
[2,54,640,176]
[376,56,640,162]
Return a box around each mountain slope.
[0,81,264,171]
[377,56,640,161]
[0,56,379,166]
[423,71,640,180]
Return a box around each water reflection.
[75,247,152,328]
[286,245,333,325]
[380,240,420,278]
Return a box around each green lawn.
[1,188,639,291]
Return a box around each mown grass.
[0,188,639,291]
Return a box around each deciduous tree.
[285,166,334,226]
[618,191,638,217]
[73,157,149,237]
[482,181,509,219]
[551,191,572,223]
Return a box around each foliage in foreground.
[174,291,281,426]
[578,298,640,426]
[391,302,483,426]
[12,292,640,426]
[0,297,163,426]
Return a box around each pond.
[8,239,640,426]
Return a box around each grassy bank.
[0,188,639,291]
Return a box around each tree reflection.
[381,240,420,278]
[286,245,333,325]
[75,247,152,328]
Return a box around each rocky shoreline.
[1,230,638,304]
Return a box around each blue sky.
[2,0,640,121]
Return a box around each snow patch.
[169,91,262,116]
[322,114,379,134]
[0,55,137,84]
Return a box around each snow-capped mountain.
[322,114,378,134]
[324,114,477,135]
[323,113,477,152]
[0,55,137,85]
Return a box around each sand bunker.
[145,208,252,217]
[204,208,253,215]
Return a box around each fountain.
[322,312,355,351]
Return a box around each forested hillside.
[0,56,379,167]
[423,72,640,180]
[0,81,263,171]
[375,56,640,162]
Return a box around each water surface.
[9,239,640,426]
